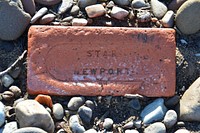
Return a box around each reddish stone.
[28,26,176,97]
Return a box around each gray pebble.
[62,16,74,22]
[110,6,129,20]
[133,120,142,128]
[21,0,36,16]
[144,122,166,133]
[85,100,95,110]
[123,121,133,129]
[107,1,115,8]
[68,96,85,110]
[137,10,151,22]
[140,98,167,124]
[103,118,114,129]
[113,0,130,6]
[165,95,180,108]
[57,0,73,14]
[9,86,21,98]
[163,110,177,128]
[161,10,174,28]
[0,102,5,127]
[131,0,147,9]
[85,4,106,18]
[69,115,85,133]
[53,103,64,120]
[9,66,21,79]
[34,0,61,6]
[31,7,48,24]
[39,13,56,24]
[78,106,92,124]
[13,127,47,133]
[128,99,141,110]
[70,5,80,16]
[151,0,167,18]
[168,0,187,11]
[78,0,97,9]
[2,74,14,87]
[0,121,18,133]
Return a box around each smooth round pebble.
[1,121,18,133]
[110,6,129,20]
[21,0,36,16]
[9,86,21,98]
[39,13,56,24]
[163,110,177,128]
[57,0,73,14]
[165,95,180,108]
[69,115,85,133]
[31,7,48,24]
[125,129,139,133]
[144,122,166,133]
[103,118,114,129]
[68,96,85,110]
[85,100,95,110]
[85,4,106,18]
[70,5,80,16]
[53,103,64,120]
[78,0,97,9]
[34,0,61,6]
[84,129,98,133]
[13,127,47,133]
[151,0,167,18]
[0,102,5,127]
[78,106,92,124]
[113,0,130,6]
[131,0,147,9]
[1,74,14,87]
[174,129,190,133]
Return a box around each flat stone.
[39,13,56,24]
[27,26,176,97]
[0,0,31,40]
[72,18,88,26]
[131,0,147,9]
[85,4,106,18]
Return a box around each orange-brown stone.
[28,26,176,97]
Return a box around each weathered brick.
[28,26,176,97]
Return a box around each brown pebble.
[9,86,21,98]
[34,94,53,108]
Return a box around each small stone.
[137,10,151,23]
[12,127,47,133]
[9,86,21,98]
[1,74,14,87]
[15,100,54,133]
[151,0,167,19]
[39,13,56,24]
[70,5,80,16]
[0,0,31,40]
[68,97,85,110]
[78,106,92,124]
[0,121,18,133]
[0,102,5,127]
[57,0,73,14]
[144,122,166,133]
[168,0,187,11]
[85,4,106,18]
[107,1,115,8]
[133,120,142,129]
[123,121,134,129]
[128,99,141,110]
[35,94,53,108]
[163,110,177,128]
[161,10,174,28]
[53,103,64,120]
[2,91,14,101]
[21,0,36,16]
[84,129,98,133]
[131,0,147,9]
[62,16,74,22]
[72,18,88,26]
[113,0,130,6]
[78,0,97,9]
[57,129,65,133]
[9,66,21,79]
[176,121,185,127]
[140,98,167,124]
[165,95,180,108]
[103,118,114,129]
[174,129,190,133]
[31,7,48,24]
[125,129,139,133]
[69,115,85,133]
[85,100,95,110]
[110,6,129,20]
[175,0,200,34]
[178,77,200,121]
[35,0,61,6]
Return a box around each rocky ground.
[0,0,200,133]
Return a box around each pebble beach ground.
[0,0,200,133]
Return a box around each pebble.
[9,66,21,79]
[107,1,115,8]
[34,0,61,6]
[30,7,48,24]
[85,4,106,18]
[168,0,187,11]
[39,13,56,24]
[15,100,55,133]
[78,105,92,124]
[70,5,80,16]
[113,0,130,6]
[140,98,167,124]
[57,129,65,133]
[174,129,190,133]
[110,6,129,20]
[62,16,74,22]
[123,121,133,129]
[72,18,88,26]
[78,0,97,9]
[163,110,177,128]
[0,121,18,133]
[2,91,14,101]
[68,96,85,110]
[137,10,151,23]
[131,0,147,9]
[144,122,166,133]
[128,99,141,110]
[69,115,86,133]
[0,0,31,40]
[12,127,47,133]
[2,74,14,87]
[161,10,174,28]
[125,129,139,133]
[103,118,114,129]
[0,102,5,127]
[175,0,200,34]
[85,100,95,110]
[165,95,180,108]
[176,121,185,127]
[84,129,98,133]
[35,94,53,108]
[57,0,73,14]
[9,86,21,98]
[21,0,36,16]
[133,120,142,128]
[151,0,167,19]
[53,103,64,120]
[178,77,200,121]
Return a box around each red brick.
[27,26,176,97]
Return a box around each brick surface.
[28,26,176,97]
